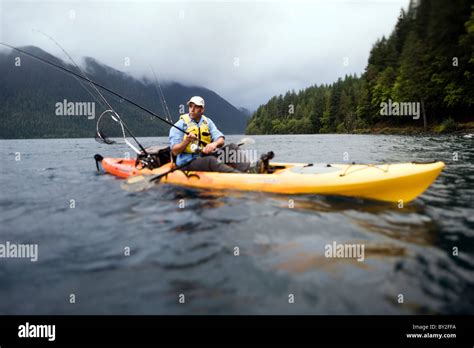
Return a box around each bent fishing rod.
[150,65,173,124]
[31,30,149,156]
[0,42,187,136]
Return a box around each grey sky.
[1,0,409,110]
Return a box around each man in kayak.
[169,96,252,173]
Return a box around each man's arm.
[171,133,197,156]
[214,136,225,148]
[202,118,225,154]
[169,120,195,156]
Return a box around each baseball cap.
[187,96,205,107]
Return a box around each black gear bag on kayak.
[136,145,172,169]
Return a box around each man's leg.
[216,143,251,172]
[181,155,240,173]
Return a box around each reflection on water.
[272,195,439,246]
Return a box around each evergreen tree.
[245,0,471,135]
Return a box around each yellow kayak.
[97,156,445,203]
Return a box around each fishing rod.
[150,66,173,123]
[0,42,187,136]
[32,30,148,156]
[33,29,108,112]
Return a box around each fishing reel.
[190,143,208,154]
[136,145,172,169]
[139,155,157,169]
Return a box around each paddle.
[121,137,255,192]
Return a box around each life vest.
[180,114,212,153]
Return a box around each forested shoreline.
[246,0,473,135]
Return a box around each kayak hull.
[99,157,445,203]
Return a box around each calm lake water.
[0,134,473,314]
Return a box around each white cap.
[187,96,205,107]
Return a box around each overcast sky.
[1,0,409,110]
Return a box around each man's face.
[188,103,204,120]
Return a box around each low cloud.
[1,0,408,110]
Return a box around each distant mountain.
[238,107,253,118]
[0,46,247,139]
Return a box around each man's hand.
[172,133,198,156]
[202,142,218,154]
[184,133,197,144]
